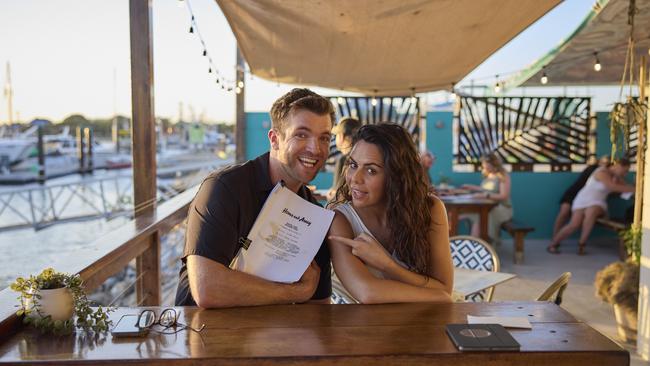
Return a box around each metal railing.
[0,175,181,232]
[0,184,197,341]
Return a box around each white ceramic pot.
[613,303,637,343]
[24,287,74,321]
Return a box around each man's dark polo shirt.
[175,152,332,306]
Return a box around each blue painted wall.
[246,111,633,239]
[425,111,632,239]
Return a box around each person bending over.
[547,158,634,255]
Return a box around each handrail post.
[129,0,160,306]
[136,231,160,306]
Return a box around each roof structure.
[506,0,650,88]
[217,0,561,95]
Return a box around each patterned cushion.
[450,237,497,302]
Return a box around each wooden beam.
[235,46,246,163]
[129,0,157,217]
[634,56,646,228]
[129,0,159,305]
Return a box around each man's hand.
[294,261,320,302]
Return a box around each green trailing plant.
[620,224,642,264]
[609,97,648,161]
[10,268,113,334]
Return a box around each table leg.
[479,207,489,241]
[449,207,459,236]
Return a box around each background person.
[175,88,334,308]
[419,149,436,186]
[461,153,512,242]
[552,155,610,237]
[327,117,361,200]
[547,158,635,255]
[327,123,453,303]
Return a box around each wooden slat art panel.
[326,96,421,166]
[454,96,593,172]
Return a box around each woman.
[552,155,610,237]
[328,123,453,304]
[548,158,634,255]
[462,153,512,241]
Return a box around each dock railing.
[0,184,198,342]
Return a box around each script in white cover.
[229,182,335,283]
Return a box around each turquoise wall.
[245,111,633,239]
[425,111,632,239]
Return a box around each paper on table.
[620,192,633,200]
[467,315,532,329]
[230,182,335,283]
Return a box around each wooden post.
[85,127,93,173]
[76,126,85,174]
[36,126,45,184]
[634,56,646,228]
[235,46,246,163]
[129,0,160,306]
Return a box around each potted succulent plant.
[594,226,641,343]
[10,268,112,334]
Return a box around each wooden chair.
[449,235,500,302]
[536,272,571,305]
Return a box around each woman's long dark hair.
[331,123,436,275]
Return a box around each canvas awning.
[216,0,560,96]
[506,0,650,88]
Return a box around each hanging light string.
[180,0,239,93]
[465,33,650,92]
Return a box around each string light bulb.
[202,49,207,56]
[540,67,548,85]
[337,97,345,105]
[593,52,602,72]
[450,83,457,99]
[189,26,194,33]
[237,81,244,88]
[371,90,378,106]
[235,87,241,94]
[493,75,501,93]
[208,67,212,73]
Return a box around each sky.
[0,0,619,124]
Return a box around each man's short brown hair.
[270,88,335,134]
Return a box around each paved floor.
[493,236,647,365]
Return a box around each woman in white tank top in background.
[327,123,453,304]
[547,158,634,255]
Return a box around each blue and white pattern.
[450,237,497,302]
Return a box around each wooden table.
[453,268,516,297]
[441,195,498,240]
[0,302,628,365]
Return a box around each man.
[327,117,361,200]
[175,88,334,307]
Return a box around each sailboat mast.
[3,61,13,125]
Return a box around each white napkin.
[621,192,633,200]
[467,315,532,329]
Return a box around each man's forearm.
[188,256,313,308]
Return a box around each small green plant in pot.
[10,268,112,334]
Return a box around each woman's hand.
[329,233,394,272]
